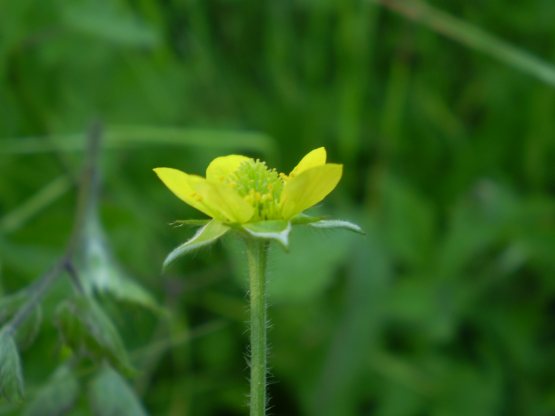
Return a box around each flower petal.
[194,180,254,223]
[288,147,327,178]
[153,168,222,219]
[206,155,251,183]
[280,164,343,219]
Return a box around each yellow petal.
[280,164,343,219]
[153,167,223,219]
[288,147,327,178]
[206,155,251,183]
[193,180,254,224]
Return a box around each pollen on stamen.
[228,159,284,220]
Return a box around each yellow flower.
[153,147,342,224]
[154,148,361,267]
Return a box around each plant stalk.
[3,122,102,335]
[246,239,269,416]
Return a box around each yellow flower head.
[153,147,342,224]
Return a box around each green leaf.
[309,219,364,234]
[79,216,159,312]
[99,276,160,313]
[55,296,134,376]
[89,364,147,416]
[242,220,292,248]
[163,220,229,269]
[15,306,42,349]
[0,292,27,324]
[23,364,78,416]
[0,330,24,402]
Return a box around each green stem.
[3,122,102,335]
[246,239,269,416]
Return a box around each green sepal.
[0,329,24,402]
[170,219,211,228]
[163,220,229,269]
[309,219,364,234]
[242,220,291,249]
[291,214,323,225]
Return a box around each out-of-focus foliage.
[0,332,24,402]
[1,0,555,415]
[23,364,78,416]
[89,364,148,416]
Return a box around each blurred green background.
[2,0,555,415]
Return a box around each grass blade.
[375,0,555,87]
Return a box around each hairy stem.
[246,239,269,416]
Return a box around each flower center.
[229,159,284,221]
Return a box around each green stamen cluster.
[230,160,284,220]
